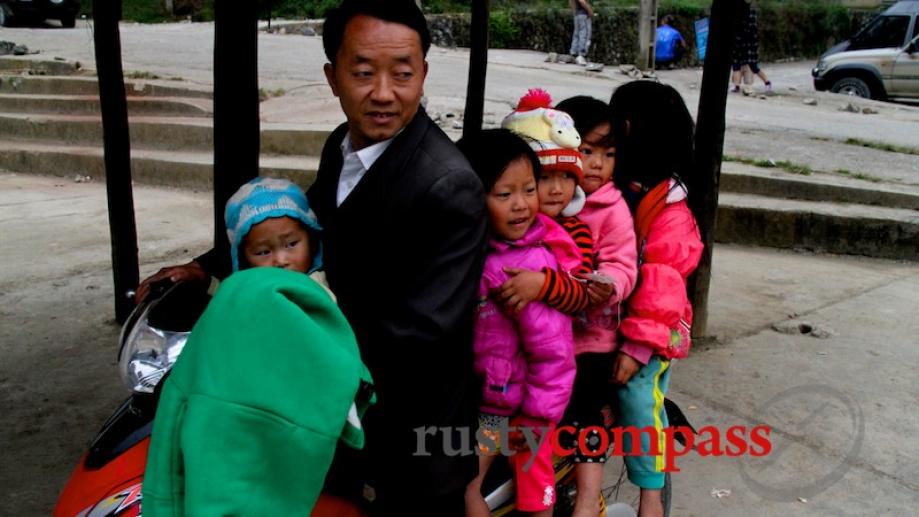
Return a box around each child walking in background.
[457,129,577,517]
[608,81,704,517]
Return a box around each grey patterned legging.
[570,13,592,57]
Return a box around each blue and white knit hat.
[225,177,323,273]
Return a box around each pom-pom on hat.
[502,88,584,185]
[225,177,323,273]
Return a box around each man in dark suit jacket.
[135,1,485,513]
[312,3,486,513]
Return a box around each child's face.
[579,122,616,195]
[486,157,539,241]
[242,216,313,273]
[537,168,577,218]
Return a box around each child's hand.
[587,280,615,307]
[495,268,545,313]
[577,272,616,307]
[610,352,641,385]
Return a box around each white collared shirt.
[337,133,395,207]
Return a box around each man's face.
[324,15,428,150]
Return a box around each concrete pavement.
[2,172,918,515]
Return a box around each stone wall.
[427,5,879,66]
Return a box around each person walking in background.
[731,1,772,93]
[569,0,594,66]
[655,15,687,69]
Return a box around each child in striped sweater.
[500,92,639,517]
[497,89,596,315]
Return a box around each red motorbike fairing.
[54,438,149,517]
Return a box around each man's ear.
[323,63,339,97]
[423,60,429,81]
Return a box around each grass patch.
[775,160,812,175]
[723,155,776,168]
[834,168,882,183]
[843,138,919,156]
[258,88,286,102]
[124,71,160,80]
[851,173,882,183]
[724,155,813,175]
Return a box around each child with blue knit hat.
[225,177,331,292]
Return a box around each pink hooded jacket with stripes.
[574,182,639,355]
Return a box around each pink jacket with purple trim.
[574,182,639,355]
[474,216,576,425]
[619,183,703,364]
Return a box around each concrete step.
[0,57,87,76]
[717,193,919,261]
[0,140,319,191]
[721,163,919,211]
[0,94,212,117]
[0,113,331,155]
[0,75,213,99]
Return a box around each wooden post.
[637,0,659,69]
[463,0,489,139]
[93,0,139,324]
[213,1,260,266]
[688,0,742,339]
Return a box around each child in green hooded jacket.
[143,178,373,516]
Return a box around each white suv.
[812,0,919,101]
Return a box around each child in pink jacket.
[555,95,639,515]
[609,81,704,517]
[456,128,577,516]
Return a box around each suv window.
[851,15,910,50]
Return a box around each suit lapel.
[337,108,432,214]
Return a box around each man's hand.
[135,260,208,303]
[495,268,545,313]
[611,352,641,385]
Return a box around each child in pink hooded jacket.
[457,128,577,517]
[608,81,704,517]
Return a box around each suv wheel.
[61,15,76,28]
[830,77,873,99]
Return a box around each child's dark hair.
[555,96,616,148]
[456,128,541,192]
[322,0,431,66]
[608,81,695,194]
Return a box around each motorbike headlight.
[118,309,189,393]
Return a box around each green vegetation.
[724,155,777,169]
[851,173,882,183]
[843,138,919,156]
[125,70,161,80]
[833,168,883,183]
[775,160,812,176]
[723,155,812,176]
[258,88,286,102]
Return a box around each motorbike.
[53,280,688,517]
